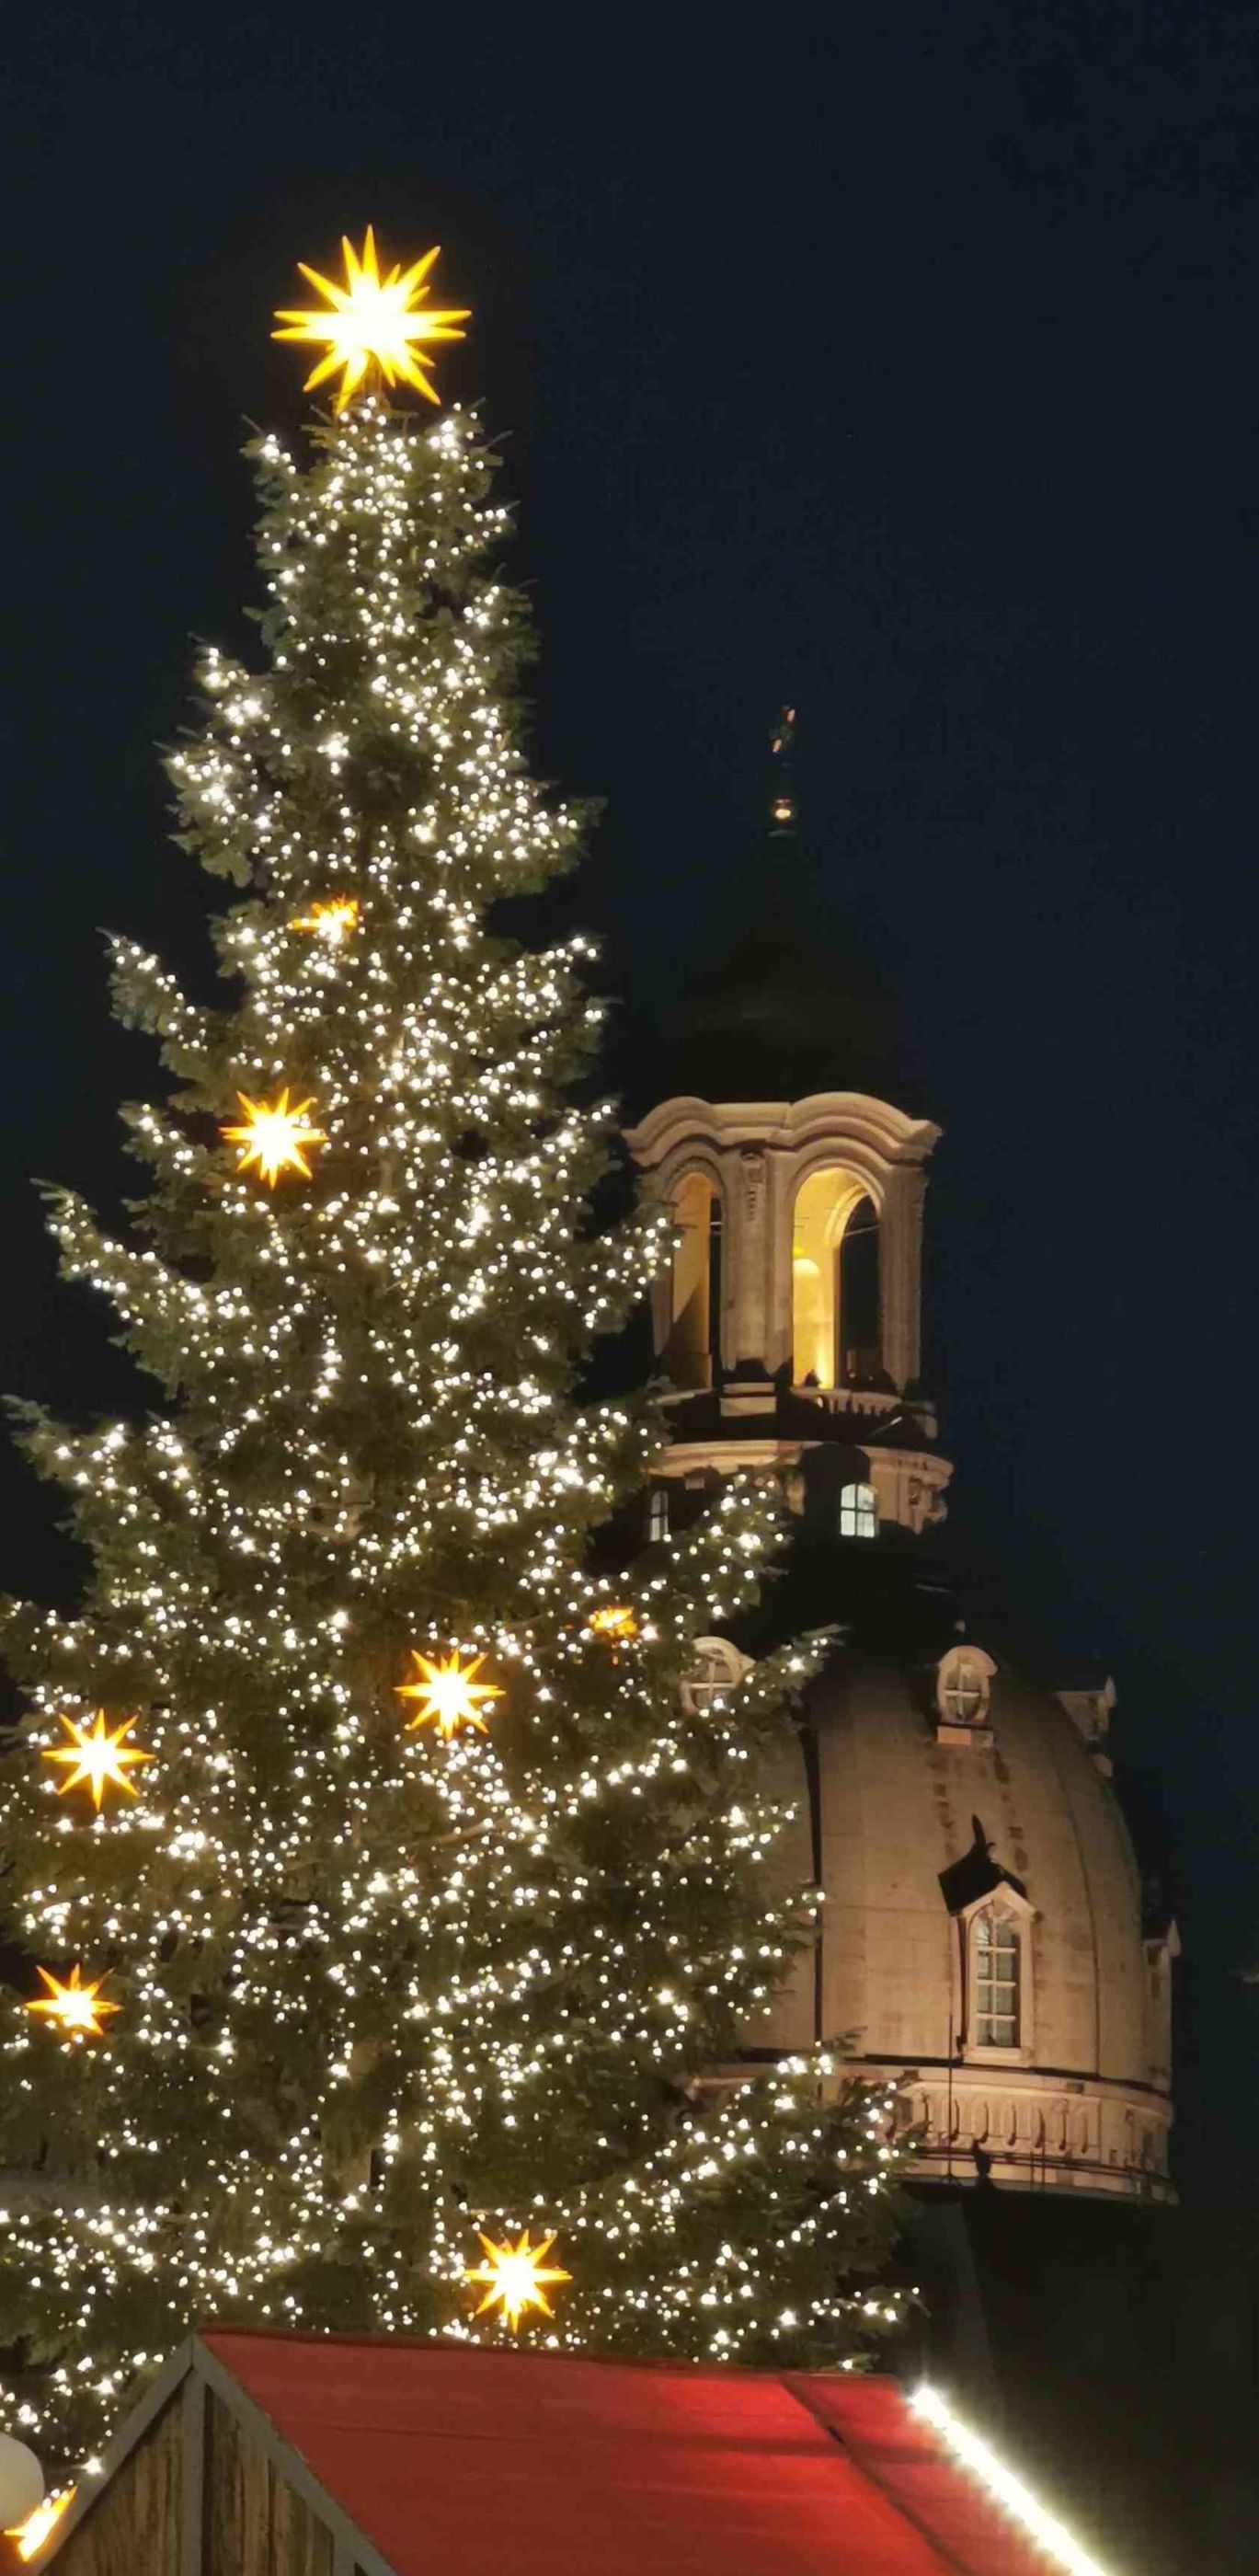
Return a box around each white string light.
[0,389,909,2478]
[910,2385,1116,2576]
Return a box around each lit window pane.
[972,1910,1020,2050]
[943,1658,987,1721]
[840,1480,877,1540]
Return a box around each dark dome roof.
[653,912,923,1110]
[734,1522,964,1663]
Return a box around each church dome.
[626,1050,1181,2204]
[750,1638,1176,2201]
[626,733,1178,2204]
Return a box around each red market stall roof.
[29,2330,1103,2576]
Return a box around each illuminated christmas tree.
[0,234,903,2475]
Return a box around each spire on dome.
[769,704,797,836]
[623,693,922,1117]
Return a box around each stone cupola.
[624,1088,952,1539]
[622,711,1175,2204]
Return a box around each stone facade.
[752,1655,1176,2200]
[630,1085,1177,2202]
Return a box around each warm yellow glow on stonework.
[791,1166,868,1388]
[26,1967,120,2041]
[395,1649,502,1739]
[221,1088,326,1186]
[274,227,470,410]
[464,2228,571,2329]
[41,1711,152,1811]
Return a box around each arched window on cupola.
[838,1193,881,1386]
[792,1169,882,1390]
[664,1171,724,1390]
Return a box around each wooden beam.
[190,2340,398,2576]
[30,2341,195,2567]
[179,2370,205,2575]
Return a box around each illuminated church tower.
[625,716,1176,2199]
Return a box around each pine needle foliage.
[0,398,904,2464]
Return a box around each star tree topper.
[274,227,470,411]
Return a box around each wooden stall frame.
[25,2337,399,2576]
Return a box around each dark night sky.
[1,7,1256,2193]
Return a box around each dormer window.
[681,1636,753,1715]
[973,1909,1021,2049]
[951,1874,1036,2064]
[944,1661,986,1724]
[935,1645,996,1735]
[839,1480,877,1541]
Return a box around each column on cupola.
[878,1160,928,1392]
[727,1142,773,1374]
[629,1093,942,1397]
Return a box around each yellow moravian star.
[26,1965,120,2041]
[290,896,360,943]
[6,2490,75,2560]
[41,1710,153,1811]
[587,1604,639,1645]
[221,1088,326,1186]
[274,228,470,411]
[396,1649,502,1740]
[464,2229,571,2330]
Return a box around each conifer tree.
[0,236,903,2474]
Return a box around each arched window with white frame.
[839,1480,878,1540]
[935,1644,997,1732]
